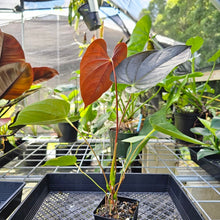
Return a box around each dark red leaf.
[0,62,33,100]
[80,39,127,108]
[0,30,25,67]
[32,67,58,84]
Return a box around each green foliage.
[10,99,79,127]
[186,36,203,54]
[191,116,220,159]
[127,15,151,56]
[68,0,86,29]
[123,106,204,169]
[145,0,220,68]
[43,155,77,166]
[161,37,220,114]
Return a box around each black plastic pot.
[0,181,25,219]
[58,121,79,143]
[94,196,139,220]
[0,141,25,168]
[174,112,201,144]
[9,173,204,220]
[78,3,101,31]
[109,128,138,158]
[189,146,220,181]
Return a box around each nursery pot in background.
[174,111,201,144]
[78,3,101,31]
[109,128,138,158]
[58,121,79,143]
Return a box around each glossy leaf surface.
[211,116,220,129]
[0,31,25,66]
[197,148,220,160]
[80,39,127,107]
[32,67,58,84]
[127,14,151,57]
[111,45,191,93]
[0,62,33,100]
[10,99,71,127]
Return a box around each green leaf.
[149,107,204,145]
[197,148,220,160]
[208,49,220,62]
[124,117,155,169]
[211,116,220,129]
[122,135,146,143]
[163,72,203,86]
[68,89,79,102]
[186,36,203,54]
[197,118,216,135]
[80,104,97,125]
[190,127,212,136]
[43,155,77,166]
[10,99,70,127]
[216,131,220,139]
[127,14,151,57]
[166,74,188,109]
[152,122,204,145]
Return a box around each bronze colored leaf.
[80,39,127,108]
[0,62,33,100]
[0,31,25,67]
[32,67,58,84]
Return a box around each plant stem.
[65,117,108,186]
[191,57,196,94]
[200,61,216,98]
[116,128,156,195]
[119,95,132,128]
[129,87,162,119]
[75,163,106,194]
[109,60,119,198]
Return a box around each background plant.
[161,36,220,117]
[143,0,220,68]
[191,116,220,160]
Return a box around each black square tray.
[189,146,220,181]
[0,181,25,219]
[9,173,204,220]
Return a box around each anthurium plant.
[10,36,206,218]
[190,116,220,160]
[9,14,206,219]
[0,29,58,145]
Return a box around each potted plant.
[53,82,82,142]
[161,36,220,143]
[69,0,102,31]
[10,37,206,219]
[10,13,208,219]
[189,116,220,180]
[0,29,58,166]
